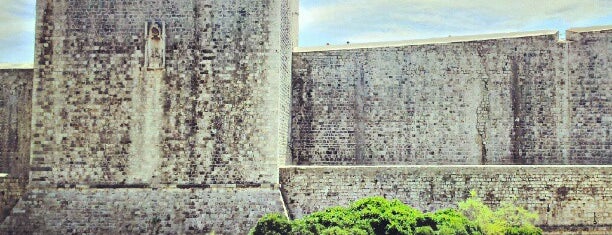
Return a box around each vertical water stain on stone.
[510,58,525,164]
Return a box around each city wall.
[280,165,611,233]
[0,0,609,233]
[291,28,610,165]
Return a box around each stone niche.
[145,21,165,70]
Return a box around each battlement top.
[295,25,611,53]
[567,25,612,33]
[0,64,34,70]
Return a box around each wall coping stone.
[294,30,559,52]
[0,64,34,70]
[281,165,612,169]
[294,25,612,53]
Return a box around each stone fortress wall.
[284,27,611,234]
[27,0,295,188]
[291,28,610,165]
[280,166,610,232]
[0,0,610,234]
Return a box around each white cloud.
[0,0,36,63]
[0,0,610,62]
[299,0,612,46]
[0,0,36,37]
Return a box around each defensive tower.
[2,0,299,233]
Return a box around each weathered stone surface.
[291,28,610,165]
[280,166,611,234]
[567,28,611,164]
[1,188,284,234]
[2,0,298,234]
[29,0,296,187]
[0,0,609,234]
[0,68,32,181]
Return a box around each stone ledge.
[294,25,611,53]
[0,64,34,70]
[566,25,612,33]
[281,165,612,169]
[294,30,558,52]
[50,183,280,190]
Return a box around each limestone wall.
[3,1,297,233]
[280,166,611,233]
[567,28,611,164]
[0,68,32,181]
[1,0,608,233]
[29,0,294,187]
[291,28,611,165]
[277,0,300,166]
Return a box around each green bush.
[458,191,542,235]
[504,225,542,235]
[437,226,456,235]
[250,194,541,235]
[415,226,435,235]
[430,209,480,235]
[250,213,292,235]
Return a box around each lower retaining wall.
[280,166,610,233]
[1,188,285,234]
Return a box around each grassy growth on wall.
[251,192,542,235]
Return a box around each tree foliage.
[458,191,541,235]
[251,193,542,235]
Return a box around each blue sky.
[0,0,36,64]
[299,0,611,46]
[0,0,610,63]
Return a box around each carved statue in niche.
[145,21,165,70]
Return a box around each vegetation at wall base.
[251,192,542,235]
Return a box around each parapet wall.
[280,166,611,233]
[291,27,610,165]
[566,28,610,162]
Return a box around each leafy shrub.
[437,226,456,235]
[504,225,542,235]
[458,191,542,235]
[251,194,541,235]
[415,226,435,235]
[250,213,292,235]
[430,209,480,235]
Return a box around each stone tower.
[2,0,299,234]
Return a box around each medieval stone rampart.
[0,0,609,233]
[280,165,611,233]
[291,27,610,165]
